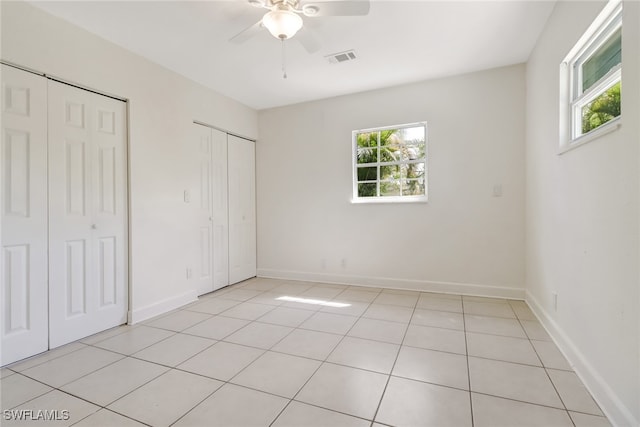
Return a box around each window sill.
[559,117,622,155]
[351,196,428,204]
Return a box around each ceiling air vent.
[325,50,357,64]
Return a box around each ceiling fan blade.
[295,27,321,54]
[229,19,264,44]
[302,0,370,17]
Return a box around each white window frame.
[351,122,428,204]
[559,0,622,153]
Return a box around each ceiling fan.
[229,0,370,53]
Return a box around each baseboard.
[257,268,525,300]
[127,290,198,324]
[526,291,638,427]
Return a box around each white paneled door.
[193,124,214,295]
[210,129,229,291]
[1,65,49,365]
[228,135,256,284]
[193,125,253,291]
[193,124,228,295]
[48,80,127,348]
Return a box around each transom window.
[561,0,622,149]
[352,122,427,203]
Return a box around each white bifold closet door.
[228,134,256,285]
[47,80,128,348]
[1,65,49,365]
[211,130,231,288]
[1,68,128,364]
[193,124,229,295]
[192,125,255,294]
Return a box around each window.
[352,122,427,203]
[560,0,622,150]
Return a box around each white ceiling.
[30,0,556,110]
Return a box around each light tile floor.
[1,278,611,427]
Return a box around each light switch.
[184,190,191,203]
[492,184,503,197]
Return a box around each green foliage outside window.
[581,81,621,134]
[355,126,426,198]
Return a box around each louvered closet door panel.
[0,65,48,365]
[228,135,256,284]
[48,81,127,348]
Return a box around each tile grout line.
[8,370,155,426]
[128,336,220,371]
[5,342,90,373]
[16,348,127,390]
[515,312,577,426]
[165,381,226,427]
[143,310,218,334]
[269,287,415,424]
[167,289,315,426]
[77,290,273,425]
[269,294,384,426]
[63,388,155,427]
[176,283,374,425]
[368,295,417,424]
[462,298,475,427]
[470,390,586,412]
[105,287,275,426]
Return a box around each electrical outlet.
[186,267,192,279]
[552,292,558,312]
[492,184,503,197]
[341,258,347,268]
[184,190,191,203]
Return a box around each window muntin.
[353,123,427,202]
[567,3,622,142]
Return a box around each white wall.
[257,64,526,297]
[525,1,639,425]
[1,1,258,321]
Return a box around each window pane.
[357,147,377,164]
[582,28,621,92]
[380,147,400,162]
[380,180,400,196]
[413,143,426,157]
[400,126,425,144]
[581,81,621,134]
[401,163,425,180]
[358,182,377,197]
[356,132,378,148]
[397,144,425,161]
[357,166,377,181]
[380,164,400,179]
[379,129,400,147]
[402,179,425,196]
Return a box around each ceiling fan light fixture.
[262,9,303,40]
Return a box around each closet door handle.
[91,224,97,230]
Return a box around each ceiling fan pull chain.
[281,38,288,79]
